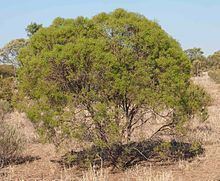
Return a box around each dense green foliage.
[18,9,209,147]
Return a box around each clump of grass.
[0,121,26,168]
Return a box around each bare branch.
[149,121,174,140]
[131,115,154,133]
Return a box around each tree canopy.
[185,48,205,62]
[18,9,209,146]
[184,48,208,76]
[25,22,43,37]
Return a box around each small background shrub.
[208,69,220,84]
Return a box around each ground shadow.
[56,139,204,170]
[0,155,41,168]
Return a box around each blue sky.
[0,0,219,55]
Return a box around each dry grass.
[119,166,173,181]
[0,121,26,168]
[1,163,174,181]
[79,166,173,181]
[190,72,220,145]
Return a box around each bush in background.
[207,51,220,70]
[208,69,220,84]
[0,66,15,119]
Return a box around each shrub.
[17,9,209,165]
